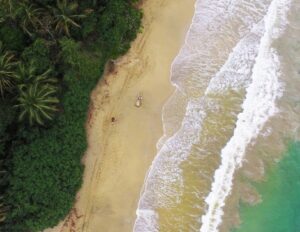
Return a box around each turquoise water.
[233,142,300,232]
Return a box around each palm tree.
[18,2,43,37]
[15,83,59,125]
[16,63,57,88]
[51,0,86,37]
[14,63,59,125]
[0,43,18,98]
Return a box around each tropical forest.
[0,0,142,231]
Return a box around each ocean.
[232,142,300,232]
[134,0,300,231]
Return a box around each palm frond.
[15,82,59,125]
[51,0,86,37]
[0,47,18,97]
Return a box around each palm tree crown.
[15,83,59,125]
[51,0,86,37]
[19,2,43,37]
[16,63,57,87]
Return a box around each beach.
[43,0,300,231]
[44,0,195,231]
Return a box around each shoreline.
[44,0,195,231]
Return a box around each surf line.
[199,0,291,231]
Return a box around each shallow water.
[232,142,300,232]
[228,1,300,231]
[134,0,300,231]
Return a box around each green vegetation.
[0,43,18,97]
[21,39,51,73]
[0,0,142,231]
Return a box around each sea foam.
[200,0,291,231]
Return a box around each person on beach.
[135,93,143,108]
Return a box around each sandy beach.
[44,0,195,231]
